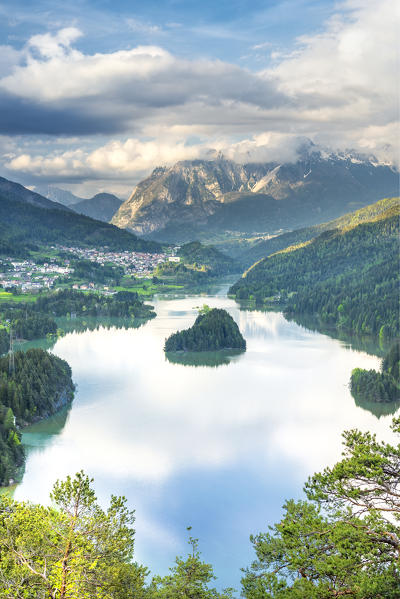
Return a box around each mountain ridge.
[72,193,123,222]
[0,176,161,255]
[0,176,71,212]
[112,152,399,242]
[34,185,84,207]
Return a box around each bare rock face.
[112,159,253,235]
[111,153,399,242]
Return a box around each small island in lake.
[164,307,246,352]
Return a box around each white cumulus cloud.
[0,0,398,192]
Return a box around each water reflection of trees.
[15,316,149,353]
[23,404,72,438]
[281,313,387,357]
[352,395,400,419]
[236,304,389,358]
[165,349,244,368]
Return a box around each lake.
[14,288,399,591]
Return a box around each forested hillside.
[0,192,161,255]
[0,348,74,485]
[155,241,239,285]
[230,203,400,338]
[178,241,239,274]
[231,197,399,266]
[351,341,400,403]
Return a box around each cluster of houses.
[0,245,183,294]
[0,260,71,292]
[0,242,184,294]
[55,245,169,276]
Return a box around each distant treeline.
[0,289,155,343]
[0,348,74,485]
[232,197,400,267]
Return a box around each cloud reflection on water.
[16,294,398,585]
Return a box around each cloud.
[126,18,162,35]
[13,299,392,490]
[4,133,313,187]
[252,41,273,50]
[5,139,201,182]
[0,0,398,191]
[27,27,83,59]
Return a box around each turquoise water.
[15,290,398,590]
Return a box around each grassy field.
[0,291,38,303]
[115,280,183,297]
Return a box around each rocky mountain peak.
[111,153,398,242]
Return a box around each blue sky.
[1,0,334,66]
[0,0,397,196]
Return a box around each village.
[0,245,178,293]
[0,259,71,292]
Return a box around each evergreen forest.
[165,308,246,352]
[0,348,74,485]
[1,419,399,597]
[155,241,239,285]
[351,340,400,403]
[230,203,399,339]
[0,193,161,256]
[0,289,155,342]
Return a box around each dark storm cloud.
[0,92,128,135]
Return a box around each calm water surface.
[15,290,399,589]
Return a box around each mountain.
[229,200,400,339]
[0,177,161,255]
[73,193,123,222]
[34,185,84,206]
[111,151,399,243]
[0,177,70,212]
[230,197,400,267]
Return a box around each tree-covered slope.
[351,341,400,403]
[177,241,239,274]
[230,204,400,338]
[154,241,239,285]
[0,348,74,485]
[0,176,69,212]
[234,197,400,266]
[0,192,161,255]
[165,308,246,352]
